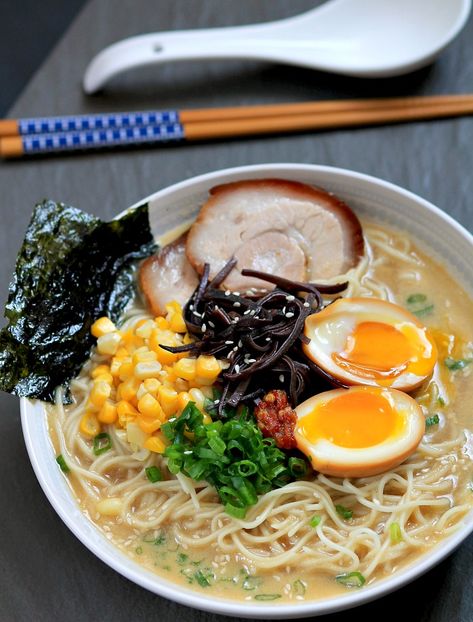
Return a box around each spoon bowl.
[83,0,471,94]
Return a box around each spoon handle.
[83,16,326,93]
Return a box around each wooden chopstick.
[1,94,472,138]
[1,95,472,158]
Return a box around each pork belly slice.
[186,179,364,291]
[139,233,199,316]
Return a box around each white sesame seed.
[233,291,240,296]
[214,399,220,404]
[286,295,295,301]
[183,450,193,455]
[250,309,256,315]
[189,304,194,310]
[279,374,284,382]
[282,306,286,315]
[193,310,202,317]
[303,302,310,308]
[168,417,177,422]
[285,312,295,318]
[233,301,241,307]
[233,346,239,352]
[225,290,231,296]
[247,358,256,363]
[208,321,215,328]
[202,323,207,332]
[235,364,240,373]
[238,340,243,347]
[225,340,234,345]
[246,289,255,295]
[243,309,251,315]
[266,337,271,341]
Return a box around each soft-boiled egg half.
[294,386,425,477]
[303,297,437,392]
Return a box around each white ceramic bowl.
[21,164,473,619]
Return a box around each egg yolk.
[332,321,436,382]
[298,389,404,449]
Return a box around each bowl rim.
[21,163,473,619]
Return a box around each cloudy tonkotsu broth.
[48,222,473,603]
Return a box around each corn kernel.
[89,380,112,408]
[135,319,156,339]
[174,358,196,380]
[189,388,205,410]
[138,393,165,419]
[94,372,114,386]
[196,355,221,380]
[119,377,141,402]
[96,498,122,516]
[98,400,118,424]
[149,329,179,365]
[117,401,138,427]
[126,421,149,447]
[96,331,122,356]
[155,317,170,330]
[110,358,122,377]
[134,361,162,380]
[118,360,133,381]
[175,378,189,392]
[115,347,129,360]
[144,435,167,453]
[80,411,101,437]
[132,349,157,365]
[91,364,110,378]
[91,317,116,338]
[137,415,162,434]
[157,385,179,416]
[202,413,212,425]
[144,378,160,394]
[177,391,191,411]
[136,383,148,401]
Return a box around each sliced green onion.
[242,575,263,591]
[335,504,353,520]
[135,546,143,555]
[254,593,281,601]
[292,579,306,596]
[389,522,403,544]
[406,293,427,304]
[310,515,321,528]
[93,432,112,456]
[56,454,70,473]
[225,502,247,519]
[335,571,366,588]
[288,456,308,477]
[145,466,163,483]
[438,396,446,407]
[194,569,213,587]
[445,357,472,371]
[412,305,434,318]
[425,414,440,427]
[177,552,189,564]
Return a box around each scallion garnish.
[335,504,353,520]
[145,465,163,483]
[310,515,321,528]
[425,414,440,427]
[56,454,70,473]
[445,357,472,371]
[162,401,308,519]
[406,294,427,304]
[242,575,263,591]
[194,569,213,587]
[292,579,306,596]
[93,432,112,455]
[335,571,366,588]
[389,522,402,544]
[254,593,281,601]
[406,294,434,318]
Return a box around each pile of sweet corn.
[81,301,224,454]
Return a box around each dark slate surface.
[0,2,472,621]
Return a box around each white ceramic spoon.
[83,0,471,94]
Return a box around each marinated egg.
[294,386,425,477]
[303,297,437,392]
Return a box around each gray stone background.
[0,1,472,620]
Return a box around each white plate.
[21,164,473,619]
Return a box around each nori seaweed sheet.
[0,199,157,402]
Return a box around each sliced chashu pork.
[186,179,364,291]
[139,233,199,315]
